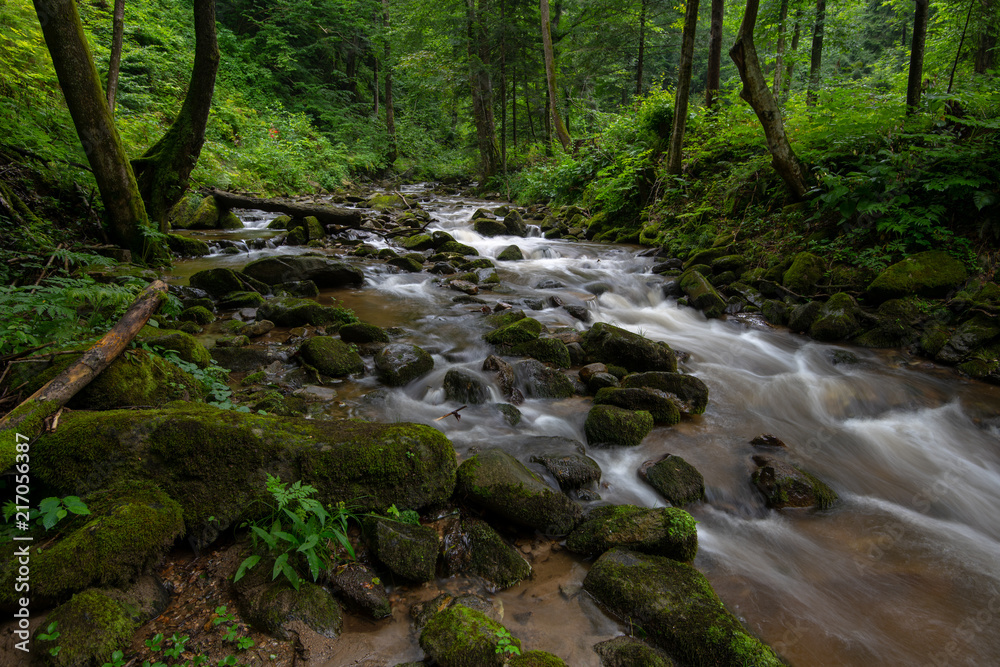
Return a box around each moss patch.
[299,336,365,376]
[867,250,968,303]
[567,504,698,562]
[584,405,654,447]
[484,317,544,346]
[419,605,520,667]
[32,589,139,667]
[581,322,677,372]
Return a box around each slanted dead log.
[0,280,168,471]
[203,188,363,227]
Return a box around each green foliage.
[38,621,61,656]
[2,495,91,539]
[494,627,521,657]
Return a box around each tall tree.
[905,0,929,113]
[975,0,997,73]
[541,0,571,150]
[705,0,724,106]
[31,0,161,260]
[783,8,802,99]
[636,0,648,96]
[729,0,808,199]
[467,0,502,178]
[666,0,699,174]
[106,0,125,111]
[130,0,219,229]
[383,0,397,164]
[772,0,789,96]
[806,0,825,106]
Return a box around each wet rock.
[420,605,520,667]
[809,293,863,341]
[750,434,787,448]
[218,210,244,230]
[456,448,582,534]
[327,562,390,619]
[782,251,826,294]
[585,405,654,447]
[258,296,357,327]
[485,317,544,346]
[504,210,528,237]
[339,321,390,344]
[522,297,546,310]
[166,233,210,257]
[583,548,783,666]
[564,304,591,322]
[273,279,320,298]
[234,565,342,640]
[588,372,620,393]
[579,363,608,383]
[365,193,408,211]
[498,244,524,261]
[241,256,364,287]
[31,588,141,666]
[217,290,265,310]
[751,454,838,509]
[210,345,283,372]
[438,241,480,256]
[369,517,439,582]
[593,636,676,667]
[444,368,492,404]
[679,271,727,318]
[512,337,572,368]
[491,402,522,426]
[581,322,677,373]
[462,517,532,589]
[375,343,435,386]
[639,454,705,505]
[483,354,521,403]
[401,233,435,251]
[567,505,698,562]
[182,195,221,229]
[298,336,365,377]
[594,387,680,425]
[760,299,789,325]
[190,267,265,297]
[389,255,425,272]
[853,298,922,348]
[449,279,479,295]
[620,371,709,415]
[866,250,968,304]
[787,300,823,332]
[283,226,307,245]
[514,359,575,398]
[141,330,211,368]
[215,333,250,348]
[474,217,508,237]
[431,261,457,275]
[529,452,601,490]
[936,313,1000,364]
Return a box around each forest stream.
[167,183,1000,667]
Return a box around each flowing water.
[172,185,1000,666]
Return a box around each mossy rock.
[751,454,838,510]
[679,271,727,318]
[139,329,211,368]
[65,349,202,409]
[432,230,457,247]
[485,317,544,346]
[503,211,528,237]
[867,250,968,304]
[711,254,746,275]
[491,402,522,426]
[340,321,390,344]
[459,257,495,271]
[401,233,435,251]
[620,371,709,415]
[640,454,705,505]
[241,256,365,287]
[511,337,572,368]
[583,548,783,666]
[920,323,952,357]
[585,405,654,447]
[190,267,264,297]
[166,233,210,257]
[234,567,343,641]
[936,313,1000,364]
[31,589,140,667]
[594,636,676,666]
[267,215,292,229]
[529,452,601,490]
[486,309,526,328]
[258,297,358,327]
[514,359,575,399]
[366,193,408,211]
[218,210,244,229]
[853,298,922,348]
[31,406,458,550]
[683,248,729,270]
[444,368,492,404]
[327,562,390,619]
[286,215,325,241]
[217,290,266,309]
[594,387,680,425]
[495,244,524,261]
[0,481,184,606]
[274,279,320,298]
[787,301,822,332]
[284,226,308,245]
[760,300,789,326]
[581,322,677,373]
[369,517,439,582]
[374,343,434,386]
[567,504,698,562]
[185,195,220,229]
[809,292,863,342]
[474,218,508,237]
[419,605,521,667]
[456,448,582,534]
[509,652,568,666]
[462,517,532,589]
[781,252,826,295]
[299,336,365,376]
[438,241,480,256]
[389,255,425,272]
[167,193,203,229]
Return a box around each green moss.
[581,322,677,372]
[258,297,359,327]
[190,267,260,297]
[366,194,407,211]
[374,343,435,386]
[70,349,202,409]
[594,387,681,424]
[165,233,210,256]
[179,305,215,324]
[497,245,524,261]
[438,241,480,256]
[370,518,439,582]
[402,233,436,250]
[809,292,862,341]
[185,195,220,229]
[641,454,706,505]
[486,309,526,328]
[920,323,952,356]
[585,405,654,447]
[267,215,292,229]
[218,290,266,309]
[340,321,390,344]
[388,255,425,272]
[33,589,139,667]
[782,252,826,294]
[460,258,496,271]
[484,317,544,346]
[241,369,268,386]
[285,226,307,245]
[620,371,709,415]
[508,651,568,666]
[462,517,532,589]
[139,329,212,368]
[419,606,520,667]
[867,250,969,303]
[218,210,244,229]
[567,505,698,562]
[511,338,572,368]
[299,336,365,377]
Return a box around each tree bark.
[975,1,997,74]
[0,280,167,472]
[729,0,808,200]
[106,0,125,112]
[666,0,700,174]
[705,0,724,106]
[948,0,976,93]
[772,0,789,96]
[906,0,929,113]
[636,0,647,96]
[783,9,802,99]
[541,0,571,150]
[131,0,219,231]
[383,0,397,164]
[203,189,363,227]
[806,0,825,106]
[32,0,157,261]
[500,0,507,172]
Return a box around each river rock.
[485,316,544,345]
[567,505,698,562]
[514,359,575,398]
[474,217,508,237]
[679,271,727,318]
[444,368,492,404]
[274,279,320,298]
[593,636,676,667]
[866,250,968,303]
[581,322,677,372]
[339,321,390,344]
[936,313,1000,363]
[374,343,434,386]
[141,329,211,368]
[483,354,522,404]
[234,561,342,640]
[420,605,521,667]
[402,233,435,251]
[588,372,620,392]
[498,244,524,261]
[503,210,528,236]
[809,292,863,341]
[621,371,709,415]
[241,256,364,287]
[583,548,782,666]
[456,448,582,534]
[462,517,532,589]
[529,452,601,490]
[389,255,424,272]
[326,562,390,618]
[639,454,705,505]
[368,517,439,582]
[787,300,823,332]
[258,296,357,327]
[190,267,266,297]
[585,405,654,447]
[438,240,480,256]
[579,363,607,383]
[166,233,210,257]
[593,387,680,425]
[782,251,826,294]
[511,337,572,368]
[298,336,365,376]
[751,454,838,509]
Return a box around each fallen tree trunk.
[203,189,363,227]
[0,279,168,471]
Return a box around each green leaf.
[234,554,260,582]
[272,552,289,581]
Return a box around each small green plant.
[384,503,420,526]
[2,495,90,536]
[37,621,60,656]
[494,627,521,657]
[102,650,127,667]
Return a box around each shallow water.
[175,184,1000,666]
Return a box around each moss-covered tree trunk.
[541,0,571,151]
[466,0,502,180]
[32,0,157,260]
[906,0,929,114]
[383,0,397,165]
[705,0,724,107]
[106,0,125,111]
[665,0,699,175]
[729,0,808,200]
[130,0,219,230]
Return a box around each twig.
[392,190,412,210]
[434,405,466,422]
[28,243,64,293]
[0,342,54,363]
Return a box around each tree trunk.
[666,0,700,175]
[636,0,647,96]
[772,0,789,96]
[975,1,997,74]
[729,0,808,200]
[106,0,125,112]
[372,55,380,117]
[706,0,724,106]
[512,63,518,146]
[204,190,362,226]
[906,0,929,113]
[0,280,167,472]
[466,0,502,179]
[783,9,802,99]
[130,0,219,232]
[32,0,157,261]
[948,0,976,93]
[500,0,507,172]
[541,0,571,150]
[807,0,825,106]
[383,0,397,164]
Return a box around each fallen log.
[0,279,168,471]
[203,188,363,227]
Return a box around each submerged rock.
[639,454,705,505]
[620,371,709,415]
[581,322,677,372]
[567,504,698,562]
[751,454,838,510]
[375,343,434,386]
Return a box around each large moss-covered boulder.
[581,322,677,372]
[402,233,435,251]
[594,636,676,667]
[189,267,265,297]
[365,193,408,211]
[751,454,837,510]
[299,336,365,376]
[73,349,202,409]
[286,215,325,241]
[936,313,1000,364]
[620,372,709,415]
[375,343,434,386]
[30,406,458,549]
[474,217,508,237]
[184,195,221,229]
[594,387,680,425]
[787,301,823,332]
[567,505,698,562]
[138,330,211,368]
[514,359,575,399]
[462,517,532,589]
[585,405,654,447]
[809,293,863,341]
[241,256,365,287]
[167,193,203,229]
[640,454,705,505]
[420,605,521,667]
[218,210,244,229]
[456,448,582,534]
[503,210,528,237]
[511,337,572,368]
[529,452,601,490]
[679,271,727,318]
[0,481,184,606]
[867,250,968,303]
[258,297,358,327]
[583,548,783,666]
[31,589,140,667]
[369,517,439,582]
[438,240,480,256]
[485,317,544,346]
[444,368,492,404]
[782,252,826,294]
[166,233,211,257]
[234,564,342,641]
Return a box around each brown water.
[172,185,1000,666]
